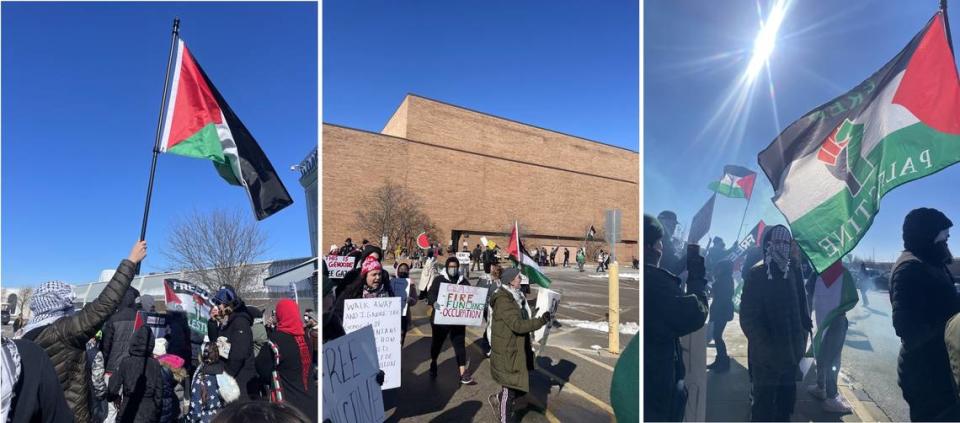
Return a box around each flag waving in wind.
[810,262,859,356]
[508,222,551,288]
[708,165,756,200]
[759,11,960,272]
[159,39,293,220]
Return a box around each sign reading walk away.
[434,283,488,326]
[341,298,402,389]
[322,325,384,423]
[758,12,960,272]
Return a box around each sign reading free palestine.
[434,283,488,326]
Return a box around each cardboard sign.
[533,288,561,343]
[342,298,402,389]
[321,326,385,423]
[456,252,471,265]
[163,279,211,337]
[325,255,357,279]
[434,283,488,326]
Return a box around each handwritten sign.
[533,288,561,344]
[342,298,402,389]
[434,283,488,326]
[322,326,384,423]
[456,252,471,265]
[326,255,357,279]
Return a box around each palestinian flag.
[810,262,859,356]
[759,12,960,272]
[159,39,293,220]
[708,165,757,199]
[507,222,551,288]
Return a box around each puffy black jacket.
[5,338,73,423]
[256,332,319,423]
[218,307,256,399]
[740,262,810,386]
[107,326,163,423]
[103,287,141,373]
[24,259,136,423]
[890,251,960,421]
[158,366,178,423]
[643,265,708,422]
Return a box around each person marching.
[486,267,551,423]
[426,257,476,385]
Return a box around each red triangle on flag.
[821,261,845,288]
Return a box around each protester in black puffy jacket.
[209,284,257,400]
[103,287,141,374]
[643,215,708,422]
[890,208,960,421]
[740,225,811,422]
[1,336,73,423]
[107,326,163,423]
[16,241,146,423]
[427,256,476,385]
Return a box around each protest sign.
[325,255,356,279]
[342,298,402,389]
[434,283,487,326]
[322,326,384,423]
[456,252,471,265]
[163,279,211,337]
[533,288,561,344]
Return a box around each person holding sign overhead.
[426,257,476,385]
[487,267,551,423]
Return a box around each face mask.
[447,268,459,278]
[398,271,409,279]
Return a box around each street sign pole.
[605,209,622,354]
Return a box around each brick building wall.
[323,94,639,261]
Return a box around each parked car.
[1,308,10,326]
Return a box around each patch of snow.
[557,319,639,335]
[587,273,640,281]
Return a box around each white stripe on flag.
[158,39,185,153]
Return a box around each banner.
[342,298,402,389]
[325,255,356,280]
[321,325,385,423]
[533,288,561,344]
[163,279,212,337]
[434,283,488,326]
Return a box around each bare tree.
[355,182,438,258]
[163,209,268,294]
[15,288,32,319]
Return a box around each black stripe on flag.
[687,194,716,245]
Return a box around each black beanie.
[903,207,953,251]
[645,214,664,247]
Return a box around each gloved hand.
[540,311,552,323]
[376,370,385,386]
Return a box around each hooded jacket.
[488,286,547,393]
[107,326,163,423]
[217,305,256,398]
[256,299,318,422]
[103,287,141,373]
[21,259,137,423]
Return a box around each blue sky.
[645,0,960,262]
[323,0,639,152]
[2,2,317,286]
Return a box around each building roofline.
[387,93,639,154]
[323,122,638,185]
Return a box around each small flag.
[587,225,597,240]
[687,194,716,244]
[507,222,551,288]
[708,165,757,200]
[159,39,293,220]
[758,12,960,272]
[810,262,859,356]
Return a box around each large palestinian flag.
[759,12,960,272]
[810,262,859,357]
[159,39,293,220]
[507,222,551,288]
[708,165,756,199]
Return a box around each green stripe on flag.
[808,268,860,357]
[167,123,227,164]
[708,181,746,198]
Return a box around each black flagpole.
[943,0,955,56]
[138,17,180,274]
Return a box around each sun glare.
[746,0,789,81]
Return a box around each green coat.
[488,288,547,393]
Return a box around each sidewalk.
[705,315,891,422]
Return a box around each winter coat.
[488,287,547,393]
[158,366,179,423]
[255,332,319,423]
[427,272,470,325]
[85,345,108,423]
[217,307,256,399]
[389,277,418,315]
[322,312,346,343]
[946,312,960,397]
[106,326,163,423]
[739,262,810,386]
[187,363,239,423]
[22,259,137,423]
[331,274,396,323]
[102,287,141,373]
[643,265,708,421]
[4,338,73,423]
[709,260,735,323]
[890,251,960,419]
